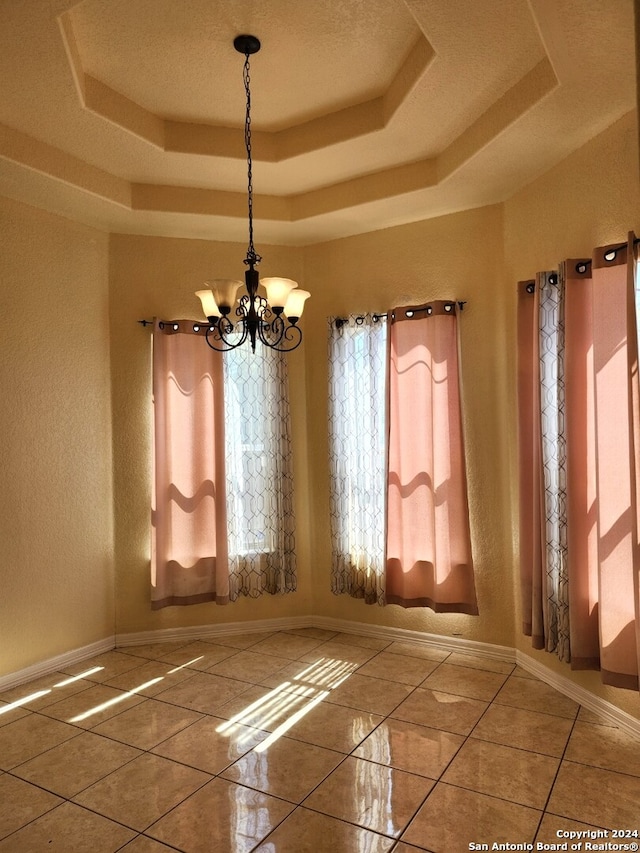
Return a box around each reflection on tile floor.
[1,628,639,852]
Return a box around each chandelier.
[195,35,310,353]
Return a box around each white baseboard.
[515,651,640,736]
[3,617,639,738]
[115,614,315,648]
[311,616,516,662]
[0,636,115,692]
[116,615,514,661]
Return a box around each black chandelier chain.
[243,51,261,268]
[189,34,305,353]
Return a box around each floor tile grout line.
[18,635,480,724]
[292,799,414,844]
[0,781,64,845]
[532,708,582,841]
[395,669,562,847]
[540,808,615,834]
[114,831,184,853]
[147,638,448,846]
[5,739,143,799]
[410,676,532,839]
[242,644,459,845]
[4,696,215,803]
[7,666,634,833]
[3,632,640,851]
[3,687,292,845]
[0,645,625,745]
[553,755,640,781]
[0,643,549,776]
[70,639,387,843]
[0,787,139,847]
[71,750,216,838]
[2,722,88,771]
[26,693,157,741]
[246,803,390,853]
[3,683,224,800]
[412,774,547,812]
[467,730,568,760]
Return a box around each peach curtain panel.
[563,260,600,669]
[385,302,478,614]
[151,320,229,609]
[590,240,640,689]
[518,236,640,690]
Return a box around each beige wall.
[0,196,114,675]
[303,204,514,646]
[3,109,639,721]
[109,234,313,635]
[504,110,640,719]
[109,206,513,648]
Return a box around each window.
[224,346,277,555]
[517,236,640,689]
[151,320,296,608]
[327,303,477,614]
[327,315,387,605]
[224,340,297,598]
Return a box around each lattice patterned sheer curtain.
[151,321,296,608]
[327,315,387,605]
[224,341,296,598]
[537,271,570,661]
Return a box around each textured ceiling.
[0,0,635,245]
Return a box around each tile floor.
[1,628,640,852]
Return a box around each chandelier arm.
[204,316,249,352]
[257,312,285,348]
[261,320,303,352]
[271,324,303,352]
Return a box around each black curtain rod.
[571,236,639,269]
[138,320,193,330]
[521,236,639,292]
[561,238,639,273]
[138,320,185,329]
[335,301,467,329]
[141,301,469,330]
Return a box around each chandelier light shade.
[261,277,297,310]
[195,35,310,353]
[281,287,311,320]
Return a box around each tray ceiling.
[0,0,635,245]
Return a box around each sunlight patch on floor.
[0,666,106,714]
[69,677,164,722]
[215,657,358,750]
